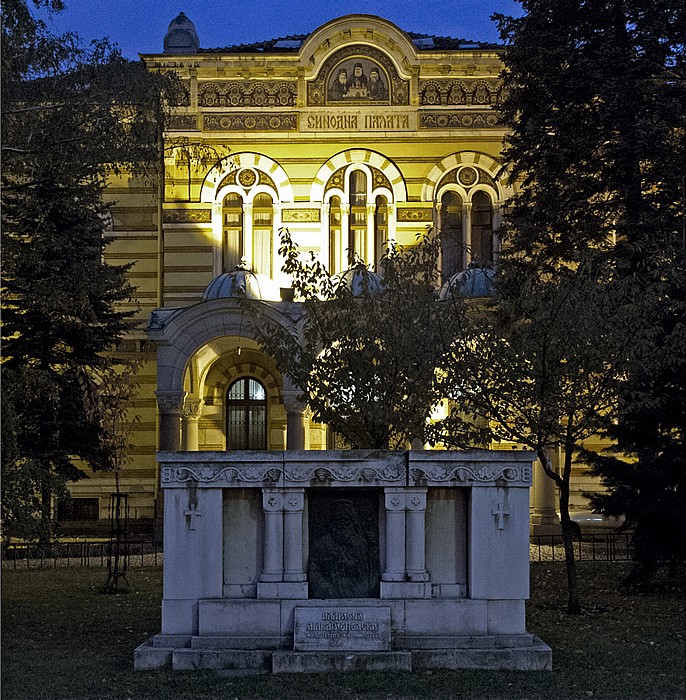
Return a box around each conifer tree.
[1,0,174,541]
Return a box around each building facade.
[64,13,601,533]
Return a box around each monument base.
[134,636,552,672]
[134,596,552,672]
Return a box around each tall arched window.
[226,378,267,450]
[348,170,367,265]
[440,191,463,280]
[374,195,388,269]
[223,193,243,272]
[252,193,273,276]
[471,191,494,266]
[329,195,342,273]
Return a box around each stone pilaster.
[155,390,187,452]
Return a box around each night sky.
[35,1,523,59]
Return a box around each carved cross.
[492,502,510,531]
[184,503,202,531]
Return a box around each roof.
[198,31,498,55]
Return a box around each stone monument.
[135,450,552,673]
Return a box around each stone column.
[181,398,203,451]
[321,202,330,271]
[155,390,186,452]
[405,488,429,582]
[381,488,406,582]
[257,488,308,599]
[387,204,397,246]
[259,489,283,584]
[531,452,560,536]
[283,378,306,450]
[283,489,306,583]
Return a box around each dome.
[202,262,281,301]
[439,265,496,299]
[331,264,385,296]
[164,12,199,54]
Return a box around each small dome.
[164,12,199,54]
[332,264,385,296]
[440,265,496,299]
[202,262,280,301]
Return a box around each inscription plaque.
[294,606,391,651]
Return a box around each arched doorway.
[226,377,268,450]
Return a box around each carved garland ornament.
[410,465,531,484]
[163,209,212,224]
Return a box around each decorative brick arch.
[310,149,407,204]
[200,153,294,204]
[422,152,513,203]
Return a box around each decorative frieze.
[168,113,198,130]
[397,208,434,222]
[204,113,298,131]
[198,81,297,108]
[419,111,501,129]
[281,209,321,223]
[409,464,532,486]
[163,208,212,224]
[418,79,502,106]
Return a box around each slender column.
[381,488,406,582]
[405,488,429,582]
[463,201,473,267]
[259,489,284,583]
[366,203,375,266]
[181,398,203,451]
[321,203,330,272]
[341,204,350,267]
[243,202,253,268]
[155,390,186,452]
[283,489,306,582]
[283,377,306,450]
[387,204,396,247]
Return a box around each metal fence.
[1,540,163,569]
[3,534,633,569]
[530,533,632,562]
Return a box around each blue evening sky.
[36,1,523,59]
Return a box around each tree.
[433,253,627,613]
[0,0,174,541]
[491,0,686,594]
[248,228,466,449]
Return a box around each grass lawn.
[2,562,684,700]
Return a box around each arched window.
[226,378,267,450]
[252,193,273,276]
[348,170,367,265]
[374,195,388,269]
[440,191,464,280]
[329,195,342,273]
[222,193,243,272]
[471,190,494,266]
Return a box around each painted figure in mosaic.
[368,68,387,100]
[330,68,349,100]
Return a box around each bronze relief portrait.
[327,58,389,103]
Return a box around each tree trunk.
[559,445,581,614]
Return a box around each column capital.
[283,489,305,512]
[262,489,284,512]
[155,390,187,416]
[182,398,204,420]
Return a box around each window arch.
[226,377,267,450]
